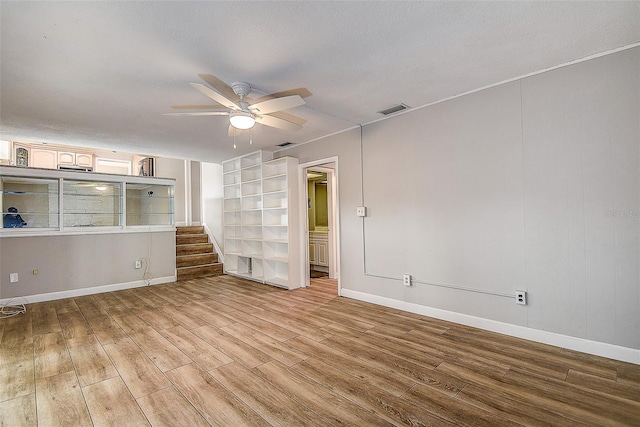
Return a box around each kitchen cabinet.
[31,148,58,169]
[58,151,94,168]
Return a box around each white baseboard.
[341,289,640,365]
[0,276,176,305]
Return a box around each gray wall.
[0,232,176,299]
[191,160,202,224]
[278,47,640,352]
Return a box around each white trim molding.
[341,289,640,365]
[0,275,176,306]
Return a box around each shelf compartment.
[262,191,287,209]
[263,259,289,288]
[224,254,239,274]
[241,194,263,211]
[241,180,262,197]
[263,225,288,242]
[241,210,262,226]
[262,157,288,178]
[241,164,262,182]
[240,152,264,169]
[242,239,263,257]
[224,197,241,212]
[223,158,241,174]
[251,258,264,281]
[224,211,241,226]
[225,225,242,238]
[262,175,286,193]
[223,170,241,185]
[241,225,262,240]
[224,239,242,255]
[264,241,288,260]
[263,208,287,226]
[224,184,241,199]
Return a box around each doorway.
[300,159,340,294]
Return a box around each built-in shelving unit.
[222,151,301,289]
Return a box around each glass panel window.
[1,176,59,228]
[126,183,174,226]
[63,180,121,227]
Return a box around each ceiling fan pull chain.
[233,127,237,149]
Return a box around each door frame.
[298,157,341,295]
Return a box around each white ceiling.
[1,1,638,164]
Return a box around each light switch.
[356,206,367,217]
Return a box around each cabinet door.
[75,153,93,167]
[317,241,329,266]
[58,152,75,165]
[32,149,58,169]
[309,242,316,264]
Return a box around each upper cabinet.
[31,148,58,169]
[58,151,93,168]
[7,142,144,175]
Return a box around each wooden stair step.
[176,226,205,235]
[176,253,219,268]
[176,234,209,245]
[177,263,223,281]
[176,243,213,256]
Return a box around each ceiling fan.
[165,74,309,135]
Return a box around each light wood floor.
[1,276,639,426]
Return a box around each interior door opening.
[302,161,339,294]
[308,170,329,279]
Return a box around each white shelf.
[223,170,241,185]
[264,256,288,263]
[222,153,299,289]
[241,165,262,182]
[223,158,241,174]
[224,185,241,199]
[263,175,287,193]
[224,197,241,212]
[262,157,288,178]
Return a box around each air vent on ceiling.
[377,103,410,116]
[276,141,296,148]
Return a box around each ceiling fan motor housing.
[231,81,252,99]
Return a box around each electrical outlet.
[356,206,367,217]
[403,274,412,286]
[135,260,142,269]
[10,273,19,283]
[515,290,527,305]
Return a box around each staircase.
[176,226,223,281]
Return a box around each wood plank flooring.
[1,275,639,426]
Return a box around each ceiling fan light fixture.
[229,111,255,130]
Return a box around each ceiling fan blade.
[164,111,230,116]
[255,114,302,132]
[190,83,240,110]
[268,111,307,126]
[198,74,238,102]
[170,104,223,110]
[250,88,312,104]
[249,95,305,114]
